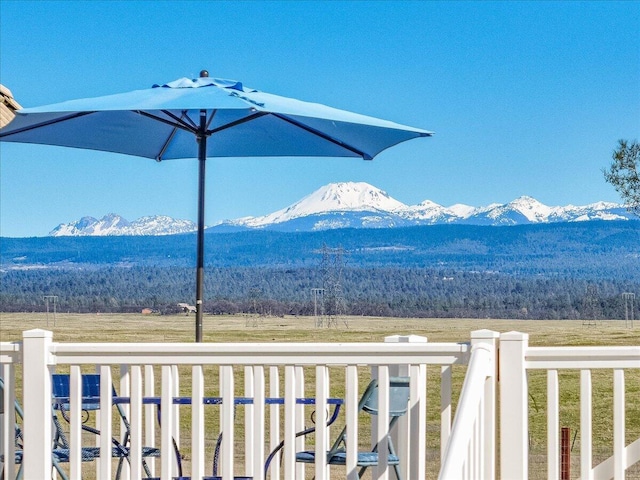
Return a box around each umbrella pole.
[195,110,207,342]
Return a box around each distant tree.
[604,139,640,215]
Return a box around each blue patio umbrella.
[0,71,433,341]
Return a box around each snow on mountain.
[49,214,197,236]
[48,182,636,236]
[497,196,553,222]
[237,181,407,227]
[402,199,457,223]
[448,203,476,218]
[462,196,554,225]
[547,201,629,223]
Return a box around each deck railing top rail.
[48,338,470,366]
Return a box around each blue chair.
[294,376,410,480]
[51,373,163,479]
[0,377,71,480]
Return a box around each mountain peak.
[241,182,408,227]
[50,214,196,237]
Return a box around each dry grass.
[1,312,638,479]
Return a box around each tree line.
[1,265,638,320]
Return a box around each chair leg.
[393,463,403,480]
[53,458,70,480]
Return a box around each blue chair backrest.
[52,374,103,411]
[361,376,410,417]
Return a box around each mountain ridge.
[49,182,636,236]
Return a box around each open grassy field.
[2,312,639,345]
[1,313,638,478]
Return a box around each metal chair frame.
[51,373,162,479]
[294,376,410,480]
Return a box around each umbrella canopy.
[0,72,433,340]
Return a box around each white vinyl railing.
[1,329,480,480]
[499,331,640,480]
[438,330,498,480]
[3,328,637,480]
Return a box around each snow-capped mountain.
[49,214,197,236]
[48,182,637,236]
[225,183,636,230]
[232,182,408,229]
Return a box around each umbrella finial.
[199,70,209,78]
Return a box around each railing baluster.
[253,365,265,480]
[119,364,131,480]
[192,365,205,479]
[547,369,559,480]
[99,365,113,480]
[268,365,280,480]
[345,365,359,480]
[581,369,593,480]
[161,365,173,479]
[221,365,235,480]
[69,365,82,478]
[283,365,296,479]
[171,363,180,475]
[613,369,625,480]
[441,364,452,461]
[130,365,143,480]
[475,399,482,478]
[315,365,329,480]
[244,365,255,476]
[144,365,155,477]
[409,363,426,480]
[295,365,305,479]
[375,365,390,480]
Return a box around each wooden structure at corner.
[0,84,22,128]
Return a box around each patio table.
[52,393,343,480]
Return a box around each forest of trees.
[2,221,638,320]
[1,265,638,320]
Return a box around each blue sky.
[1,0,638,237]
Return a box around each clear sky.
[1,0,638,237]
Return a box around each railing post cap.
[500,331,529,341]
[384,334,428,343]
[23,328,53,338]
[471,329,499,339]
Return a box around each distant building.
[0,85,22,128]
[178,303,197,315]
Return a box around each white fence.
[2,328,638,480]
[1,329,481,480]
[499,331,640,480]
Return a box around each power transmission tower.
[319,245,348,328]
[245,287,262,327]
[582,285,600,327]
[43,295,58,327]
[622,292,635,328]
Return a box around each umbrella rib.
[134,110,197,133]
[163,109,198,130]
[207,111,269,135]
[270,113,373,159]
[0,111,96,138]
[155,111,190,162]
